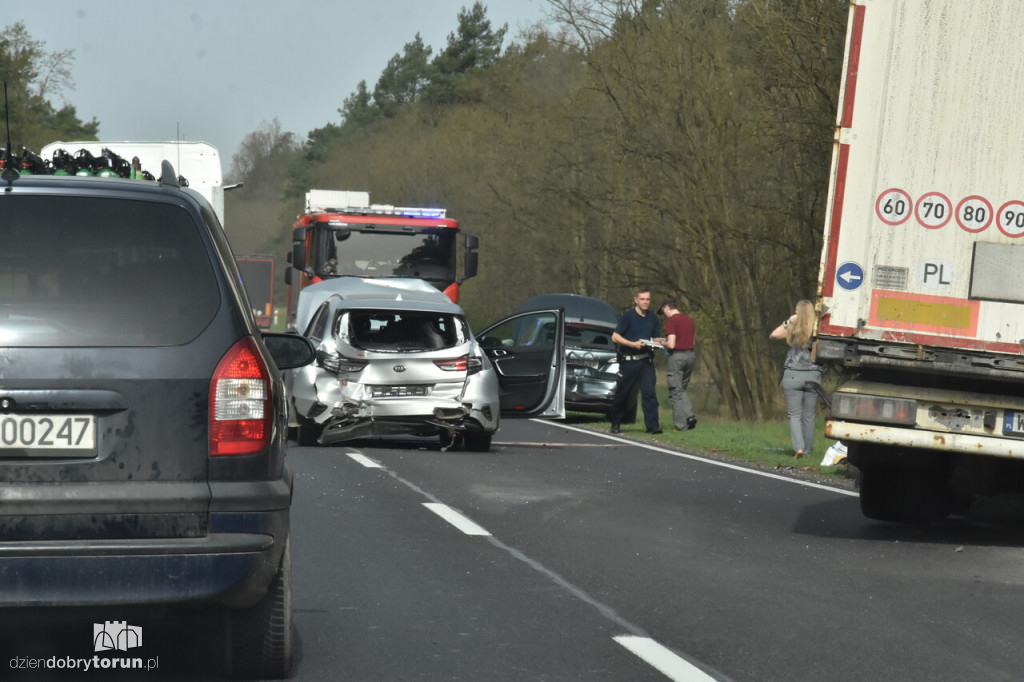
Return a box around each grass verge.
[567,384,855,489]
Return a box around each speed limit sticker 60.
[876,189,912,226]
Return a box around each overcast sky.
[9,1,549,172]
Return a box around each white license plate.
[568,359,600,370]
[371,385,429,398]
[0,415,96,450]
[1003,411,1024,437]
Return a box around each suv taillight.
[210,337,271,456]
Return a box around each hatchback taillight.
[434,356,469,372]
[209,337,271,456]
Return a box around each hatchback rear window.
[0,194,219,347]
[342,310,465,352]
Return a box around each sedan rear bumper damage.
[316,397,493,444]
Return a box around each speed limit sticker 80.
[956,195,993,233]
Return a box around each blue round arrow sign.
[836,262,864,291]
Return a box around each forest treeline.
[3,0,850,419]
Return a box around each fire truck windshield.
[315,227,456,284]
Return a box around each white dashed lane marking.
[422,502,492,536]
[615,636,718,681]
[346,452,382,468]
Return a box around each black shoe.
[610,425,621,434]
[686,416,698,430]
[646,428,663,435]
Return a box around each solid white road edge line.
[423,502,492,536]
[544,420,859,498]
[347,452,383,468]
[614,636,717,682]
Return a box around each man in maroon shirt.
[659,297,697,430]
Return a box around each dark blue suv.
[0,161,313,678]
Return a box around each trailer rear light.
[832,393,917,425]
[435,356,469,371]
[210,337,271,456]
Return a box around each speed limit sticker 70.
[876,189,912,225]
[956,195,993,233]
[914,192,952,229]
[997,200,1024,238]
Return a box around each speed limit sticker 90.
[997,200,1024,238]
[914,192,952,229]
[875,189,912,225]
[956,195,993,233]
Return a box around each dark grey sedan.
[515,293,637,422]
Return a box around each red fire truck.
[285,190,478,331]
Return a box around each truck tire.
[224,541,293,680]
[859,464,951,523]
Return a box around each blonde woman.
[770,300,821,458]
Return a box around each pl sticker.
[920,259,955,288]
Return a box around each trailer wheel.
[859,463,951,523]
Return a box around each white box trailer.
[40,141,224,224]
[816,0,1024,521]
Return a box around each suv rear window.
[342,310,464,352]
[0,195,219,347]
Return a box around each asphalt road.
[284,418,1024,682]
[3,418,1024,680]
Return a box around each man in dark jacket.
[610,288,663,434]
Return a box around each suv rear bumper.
[0,511,287,608]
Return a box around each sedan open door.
[477,308,566,419]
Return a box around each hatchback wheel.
[296,419,323,447]
[462,430,492,452]
[224,540,293,680]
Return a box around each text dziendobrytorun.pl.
[10,655,159,672]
